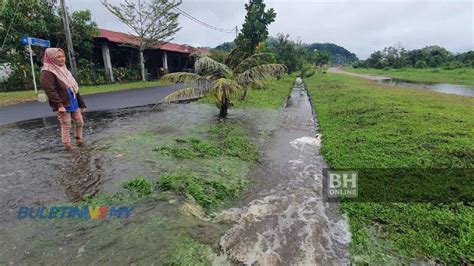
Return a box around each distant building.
[94,29,199,82]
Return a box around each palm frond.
[224,43,252,69]
[195,56,233,79]
[210,78,244,106]
[237,64,287,85]
[163,87,203,103]
[162,72,206,83]
[162,72,211,89]
[233,53,276,74]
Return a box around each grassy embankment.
[345,67,474,86]
[0,79,170,106]
[305,73,473,263]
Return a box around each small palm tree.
[162,52,287,118]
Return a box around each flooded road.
[0,80,350,264]
[219,81,351,264]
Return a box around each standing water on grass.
[0,79,350,264]
[378,78,474,97]
[218,78,351,264]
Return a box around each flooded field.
[379,79,474,97]
[0,82,350,264]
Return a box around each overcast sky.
[69,0,473,59]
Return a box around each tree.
[267,34,305,73]
[235,0,276,55]
[208,49,229,64]
[69,10,99,61]
[312,50,330,67]
[162,53,286,118]
[102,0,181,81]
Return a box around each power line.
[173,7,236,34]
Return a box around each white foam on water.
[290,136,321,151]
[329,215,352,245]
[219,84,350,265]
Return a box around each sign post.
[21,36,50,96]
[27,39,37,94]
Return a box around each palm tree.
[162,52,287,118]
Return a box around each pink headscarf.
[41,48,79,94]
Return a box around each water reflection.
[378,79,474,97]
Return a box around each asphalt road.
[0,83,188,126]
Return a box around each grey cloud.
[70,0,473,59]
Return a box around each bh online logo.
[17,206,133,220]
[325,170,358,200]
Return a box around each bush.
[442,61,464,70]
[113,67,141,82]
[300,63,315,78]
[414,60,428,69]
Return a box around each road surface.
[0,83,188,126]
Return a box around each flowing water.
[0,80,351,264]
[218,81,351,265]
[378,78,474,97]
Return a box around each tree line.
[353,45,474,69]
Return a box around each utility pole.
[235,26,238,38]
[60,0,78,78]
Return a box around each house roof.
[98,28,194,54]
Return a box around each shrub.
[414,60,428,69]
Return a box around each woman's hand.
[58,107,66,113]
[80,108,86,113]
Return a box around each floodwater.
[0,80,350,264]
[219,80,351,264]
[378,78,474,97]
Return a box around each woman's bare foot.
[76,138,84,147]
[64,142,73,151]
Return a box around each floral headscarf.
[41,48,79,94]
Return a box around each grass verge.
[305,72,473,263]
[199,74,295,109]
[345,67,474,86]
[0,79,170,106]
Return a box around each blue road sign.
[21,36,50,48]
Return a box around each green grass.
[0,79,170,106]
[199,74,295,109]
[345,67,474,86]
[305,73,474,263]
[157,173,246,209]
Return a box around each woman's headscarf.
[41,48,79,94]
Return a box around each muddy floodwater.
[0,81,350,264]
[378,78,474,97]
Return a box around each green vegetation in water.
[156,123,258,162]
[345,67,474,86]
[121,177,153,198]
[14,74,292,264]
[162,237,213,266]
[158,173,246,209]
[305,73,474,264]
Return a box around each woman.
[40,48,86,151]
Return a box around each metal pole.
[60,0,78,78]
[28,39,38,94]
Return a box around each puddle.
[378,78,474,97]
[0,101,281,264]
